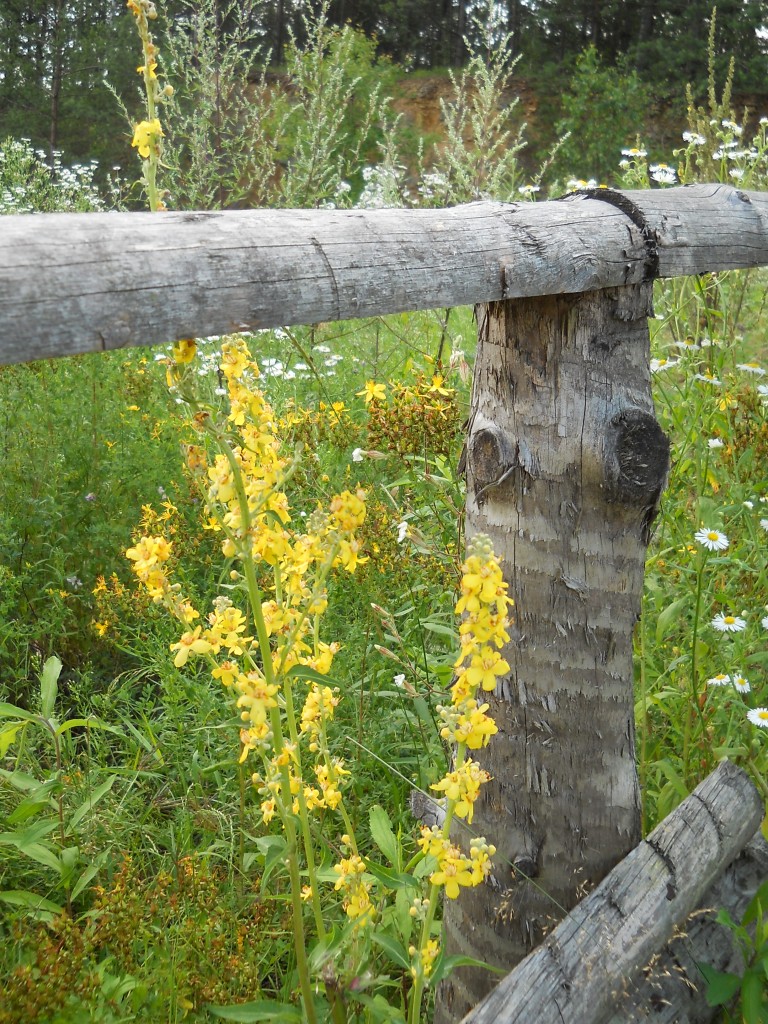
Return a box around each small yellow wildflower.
[172,338,196,364]
[357,380,386,405]
[131,118,163,159]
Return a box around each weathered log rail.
[1,184,768,364]
[2,185,767,1023]
[461,760,765,1024]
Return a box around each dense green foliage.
[2,0,766,177]
[1,3,768,1021]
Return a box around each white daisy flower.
[650,357,679,372]
[711,612,746,632]
[746,707,768,728]
[736,362,765,375]
[649,163,677,184]
[708,438,725,449]
[694,372,722,385]
[707,673,731,687]
[352,448,364,463]
[760,519,768,532]
[694,527,729,551]
[732,675,751,693]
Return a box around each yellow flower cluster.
[418,827,496,899]
[419,533,509,907]
[333,853,374,923]
[127,338,366,837]
[437,535,511,750]
[430,759,490,825]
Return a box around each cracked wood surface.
[1,184,768,364]
[460,760,763,1024]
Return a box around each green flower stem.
[282,671,327,939]
[215,430,325,1010]
[408,743,467,1024]
[133,8,161,212]
[684,553,708,781]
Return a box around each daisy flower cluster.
[693,525,767,735]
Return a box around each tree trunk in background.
[434,284,670,1022]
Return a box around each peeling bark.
[435,284,669,1022]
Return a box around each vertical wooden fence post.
[435,283,670,1022]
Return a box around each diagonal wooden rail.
[1,184,767,365]
[2,184,767,1023]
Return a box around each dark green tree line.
[0,0,765,173]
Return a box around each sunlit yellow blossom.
[411,938,440,979]
[125,534,171,575]
[464,647,510,692]
[357,380,386,405]
[172,338,196,364]
[220,338,251,380]
[170,625,213,667]
[211,660,239,687]
[137,61,158,79]
[431,760,490,823]
[131,118,163,159]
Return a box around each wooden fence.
[2,183,767,1023]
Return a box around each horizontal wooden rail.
[1,184,768,365]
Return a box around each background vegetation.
[1,1,767,1021]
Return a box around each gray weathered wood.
[606,831,768,1023]
[459,760,764,1024]
[1,184,768,365]
[435,282,666,1021]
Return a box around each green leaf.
[40,656,62,720]
[68,775,117,831]
[0,769,50,792]
[206,1000,302,1022]
[655,596,689,643]
[0,889,64,917]
[285,664,340,687]
[430,952,506,986]
[0,836,61,872]
[365,861,417,891]
[420,621,457,640]
[741,968,768,1022]
[698,962,742,1007]
[71,852,108,902]
[0,703,39,723]
[369,804,399,866]
[5,797,54,826]
[369,931,411,970]
[255,835,287,891]
[57,716,112,736]
[0,722,27,756]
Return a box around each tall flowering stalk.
[127,0,172,210]
[126,338,509,1021]
[408,534,511,1022]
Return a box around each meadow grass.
[1,5,768,1019]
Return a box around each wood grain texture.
[606,832,768,1024]
[435,284,660,1021]
[1,184,767,365]
[459,760,763,1024]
